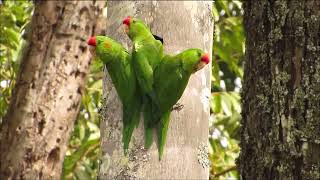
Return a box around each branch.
[212,165,237,178]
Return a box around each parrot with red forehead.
[153,49,210,159]
[87,36,141,153]
[123,16,210,159]
[123,16,164,149]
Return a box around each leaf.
[63,139,99,176]
[212,5,220,22]
[211,93,222,113]
[74,165,92,180]
[210,1,243,179]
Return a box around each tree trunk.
[0,1,106,179]
[99,1,213,179]
[238,0,320,179]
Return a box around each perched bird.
[87,36,141,153]
[123,16,164,149]
[153,49,210,159]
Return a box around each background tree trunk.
[99,1,213,179]
[238,0,320,179]
[0,1,106,179]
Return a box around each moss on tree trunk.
[238,0,320,179]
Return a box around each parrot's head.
[122,16,152,40]
[198,53,210,70]
[87,36,114,53]
[87,36,125,64]
[180,49,210,73]
[122,16,131,34]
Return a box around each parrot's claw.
[172,103,184,111]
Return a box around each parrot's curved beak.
[196,54,210,71]
[123,25,129,34]
[89,46,95,55]
[196,61,207,71]
[200,53,210,64]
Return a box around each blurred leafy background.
[210,0,244,179]
[0,0,244,179]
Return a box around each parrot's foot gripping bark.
[172,103,184,111]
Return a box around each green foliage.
[0,0,33,120]
[210,0,244,179]
[62,47,103,179]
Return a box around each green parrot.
[87,36,141,153]
[123,16,164,149]
[153,49,210,159]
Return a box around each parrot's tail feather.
[122,123,134,154]
[143,109,153,149]
[122,103,141,154]
[157,111,171,160]
[143,97,154,149]
[144,127,153,149]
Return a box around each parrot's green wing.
[153,49,205,159]
[131,43,156,149]
[132,46,154,93]
[132,38,163,94]
[152,55,189,159]
[154,55,190,113]
[154,49,205,112]
[95,36,142,153]
[128,19,164,149]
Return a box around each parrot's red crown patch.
[201,53,210,64]
[123,16,131,26]
[87,37,96,46]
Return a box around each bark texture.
[99,1,213,179]
[238,0,320,179]
[0,1,106,179]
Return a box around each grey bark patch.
[113,145,151,180]
[197,142,210,169]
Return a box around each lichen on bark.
[238,0,320,179]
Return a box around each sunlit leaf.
[210,1,243,179]
[63,139,99,176]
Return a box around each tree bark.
[0,1,106,179]
[238,0,320,179]
[99,1,213,179]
